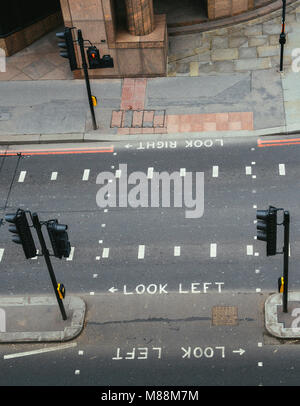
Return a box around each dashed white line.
[138,245,145,259]
[4,342,77,359]
[210,243,217,258]
[18,171,26,183]
[51,172,58,181]
[82,169,90,181]
[180,168,186,177]
[102,248,110,258]
[279,164,286,176]
[212,166,219,178]
[174,246,181,256]
[115,169,122,178]
[247,245,253,255]
[245,166,252,175]
[66,247,75,261]
[0,249,4,262]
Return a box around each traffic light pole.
[279,0,286,72]
[31,213,67,321]
[77,29,97,131]
[282,211,290,313]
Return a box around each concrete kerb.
[0,126,299,146]
[265,292,300,338]
[0,295,86,343]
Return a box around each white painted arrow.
[232,349,245,355]
[108,287,118,293]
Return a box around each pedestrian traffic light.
[47,220,71,259]
[5,209,37,259]
[56,27,77,71]
[256,206,277,256]
[87,46,101,69]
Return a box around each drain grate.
[111,109,166,129]
[212,306,238,326]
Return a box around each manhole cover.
[212,306,238,326]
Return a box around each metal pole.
[279,0,286,72]
[77,29,97,131]
[282,210,290,313]
[32,213,67,321]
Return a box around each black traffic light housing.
[87,46,114,69]
[87,46,101,69]
[56,27,78,71]
[256,206,277,256]
[5,209,37,259]
[47,220,71,259]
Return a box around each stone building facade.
[1,0,255,77]
[60,0,255,78]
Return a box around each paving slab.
[0,295,86,343]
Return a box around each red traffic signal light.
[87,46,114,69]
[87,46,101,69]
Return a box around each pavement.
[1,2,300,343]
[0,1,299,144]
[0,295,85,342]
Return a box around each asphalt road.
[0,134,300,388]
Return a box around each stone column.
[125,0,155,36]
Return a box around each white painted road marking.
[180,168,186,177]
[210,243,217,258]
[279,164,286,176]
[174,246,181,256]
[102,248,110,258]
[147,167,154,179]
[0,248,4,262]
[247,245,253,255]
[66,247,75,261]
[51,172,58,181]
[4,342,77,359]
[0,308,6,332]
[245,166,252,175]
[138,245,145,259]
[115,169,122,178]
[18,171,26,182]
[82,169,90,181]
[212,166,219,178]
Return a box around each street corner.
[264,292,300,339]
[0,295,86,343]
